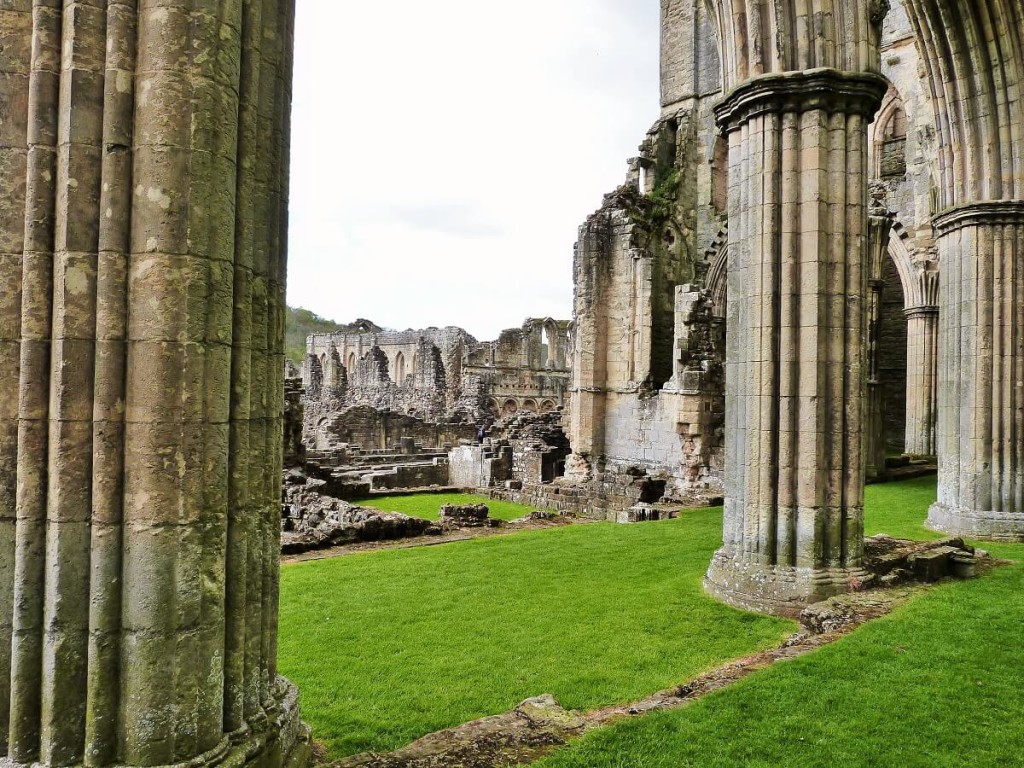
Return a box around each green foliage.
[536,477,1024,768]
[647,167,681,222]
[285,306,349,365]
[355,493,543,522]
[278,509,794,758]
[620,166,681,232]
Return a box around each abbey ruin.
[286,318,571,499]
[302,317,570,451]
[0,0,1021,765]
[551,0,1024,616]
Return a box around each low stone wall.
[449,444,512,488]
[369,461,451,491]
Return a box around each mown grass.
[278,508,794,758]
[354,492,546,522]
[536,476,1024,768]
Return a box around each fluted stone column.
[705,71,888,615]
[865,202,895,481]
[904,304,938,457]
[928,202,1024,541]
[0,1,309,767]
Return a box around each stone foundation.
[927,504,1024,543]
[704,556,870,618]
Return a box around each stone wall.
[302,318,571,457]
[285,362,305,467]
[309,405,476,454]
[449,445,513,489]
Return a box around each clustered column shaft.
[705,71,888,616]
[929,203,1024,541]
[904,305,939,457]
[0,0,306,766]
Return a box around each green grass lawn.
[536,476,1024,768]
[353,492,543,522]
[278,508,794,758]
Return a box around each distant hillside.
[285,307,374,365]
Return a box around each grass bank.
[278,508,793,757]
[354,492,547,522]
[536,476,1024,768]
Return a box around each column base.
[226,677,311,768]
[927,503,1024,543]
[0,678,311,768]
[704,550,867,618]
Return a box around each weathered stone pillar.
[565,215,614,481]
[904,304,938,457]
[865,198,895,481]
[928,202,1024,541]
[0,1,309,766]
[705,71,888,615]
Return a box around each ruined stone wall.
[310,405,476,454]
[562,85,728,513]
[284,365,305,468]
[449,445,513,489]
[303,319,571,454]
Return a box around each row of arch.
[314,348,420,389]
[488,398,560,417]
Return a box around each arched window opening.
[394,352,406,385]
[541,327,552,368]
[880,106,908,178]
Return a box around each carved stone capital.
[933,200,1024,235]
[715,68,889,132]
[904,305,939,320]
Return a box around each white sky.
[286,0,660,341]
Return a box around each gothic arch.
[872,86,910,179]
[541,319,560,368]
[903,0,1024,208]
[705,242,728,319]
[886,228,920,310]
[394,352,406,385]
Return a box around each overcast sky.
[286,1,660,341]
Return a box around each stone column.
[865,200,895,481]
[928,202,1024,542]
[705,71,888,616]
[0,2,310,767]
[904,304,938,457]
